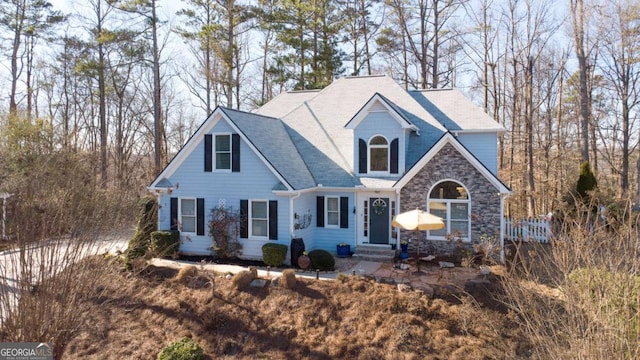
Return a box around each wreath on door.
[372,198,387,215]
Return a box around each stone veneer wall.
[400,143,502,256]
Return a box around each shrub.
[452,245,472,266]
[157,336,204,360]
[150,230,180,258]
[262,243,288,267]
[308,249,335,271]
[209,205,242,259]
[576,161,597,199]
[281,269,297,289]
[173,266,198,284]
[126,196,158,263]
[232,270,255,290]
[568,267,640,337]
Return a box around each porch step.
[352,245,396,262]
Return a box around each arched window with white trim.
[369,135,388,172]
[427,180,470,241]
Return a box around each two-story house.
[149,75,510,261]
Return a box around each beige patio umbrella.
[392,208,445,231]
[392,208,444,273]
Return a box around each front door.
[369,197,389,244]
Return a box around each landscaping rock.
[249,279,268,288]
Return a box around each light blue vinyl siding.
[353,111,405,176]
[456,133,498,175]
[289,193,316,255]
[311,192,355,255]
[157,121,290,257]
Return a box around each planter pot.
[336,244,351,258]
[297,255,311,269]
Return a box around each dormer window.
[369,136,389,172]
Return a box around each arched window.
[369,136,388,172]
[427,180,470,241]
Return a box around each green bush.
[308,249,335,271]
[262,243,288,266]
[150,230,180,258]
[157,336,204,360]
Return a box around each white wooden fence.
[504,218,551,243]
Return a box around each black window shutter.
[204,134,212,172]
[170,197,178,230]
[197,198,205,236]
[358,138,367,174]
[390,138,399,174]
[340,196,349,228]
[316,196,325,227]
[240,200,248,238]
[269,200,278,240]
[232,134,240,172]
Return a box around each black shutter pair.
[170,197,205,236]
[204,134,240,172]
[358,137,399,174]
[316,196,349,228]
[240,199,278,240]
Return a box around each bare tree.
[570,0,592,163]
[596,0,640,196]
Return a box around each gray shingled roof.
[220,108,316,190]
[256,75,455,188]
[241,75,502,189]
[410,89,505,132]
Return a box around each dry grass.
[502,199,640,360]
[173,265,199,284]
[231,270,255,291]
[281,269,297,289]
[58,256,526,359]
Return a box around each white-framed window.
[250,200,268,238]
[215,134,231,170]
[179,198,197,233]
[368,135,389,173]
[363,200,369,237]
[427,180,470,241]
[326,196,340,227]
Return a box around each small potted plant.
[400,239,409,253]
[399,239,409,259]
[336,242,351,258]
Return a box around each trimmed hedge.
[157,336,204,360]
[308,249,335,271]
[262,243,288,266]
[150,230,180,258]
